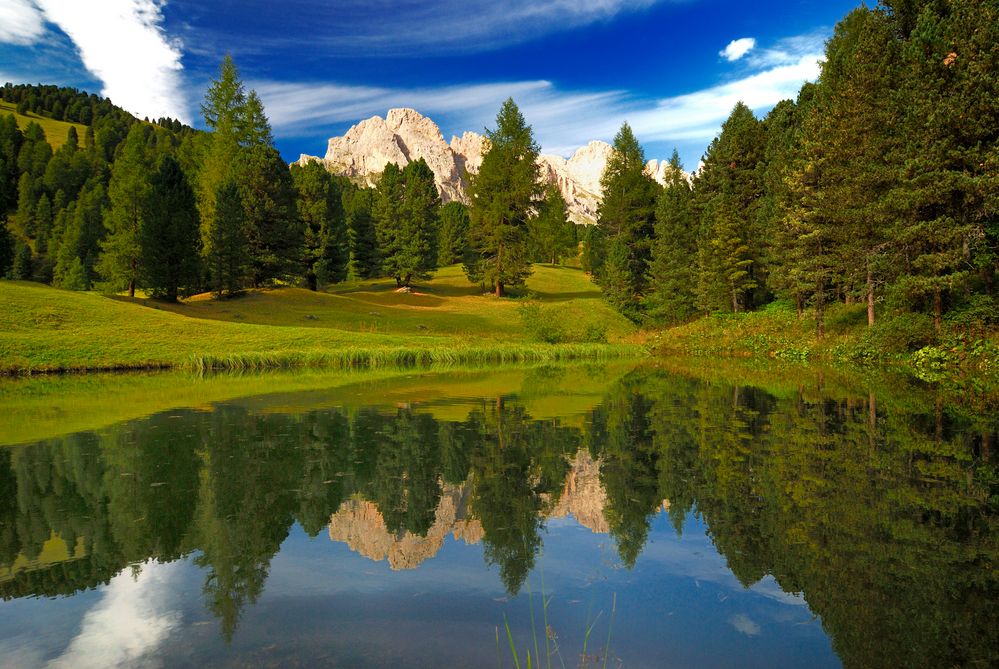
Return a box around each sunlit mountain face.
[1,363,996,668]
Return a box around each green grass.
[0,102,89,149]
[0,265,640,375]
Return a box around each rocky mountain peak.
[297,109,681,224]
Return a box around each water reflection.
[0,364,996,668]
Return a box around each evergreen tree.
[396,158,439,286]
[465,98,540,297]
[437,201,470,266]
[373,162,405,284]
[208,181,247,299]
[693,103,766,313]
[595,122,659,316]
[291,162,348,290]
[646,150,696,324]
[528,184,575,265]
[96,124,152,297]
[11,243,31,280]
[0,219,13,277]
[140,156,201,301]
[343,185,379,279]
[235,144,302,286]
[0,115,23,216]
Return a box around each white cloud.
[0,0,46,45]
[46,561,182,669]
[6,0,189,122]
[721,37,756,62]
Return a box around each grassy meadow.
[0,101,89,148]
[0,264,641,374]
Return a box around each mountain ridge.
[296,107,681,224]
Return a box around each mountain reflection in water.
[0,363,996,668]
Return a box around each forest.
[0,0,996,349]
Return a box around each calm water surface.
[0,363,996,668]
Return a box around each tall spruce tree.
[595,122,659,317]
[694,103,765,313]
[437,201,470,266]
[528,184,575,265]
[465,98,540,297]
[373,162,406,284]
[291,162,348,290]
[343,185,379,279]
[646,150,696,324]
[395,158,439,286]
[96,124,152,297]
[208,181,247,299]
[140,156,201,301]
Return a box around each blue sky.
[0,0,859,168]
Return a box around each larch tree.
[465,98,540,297]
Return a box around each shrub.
[859,313,937,354]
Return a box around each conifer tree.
[595,122,659,316]
[0,219,13,277]
[528,184,575,265]
[291,161,348,290]
[646,150,696,324]
[140,156,201,301]
[437,201,470,266]
[465,98,540,296]
[693,103,765,313]
[395,158,439,286]
[0,115,23,216]
[343,185,379,279]
[373,162,405,284]
[208,181,247,299]
[96,124,152,297]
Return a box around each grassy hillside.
[0,101,89,148]
[0,265,640,374]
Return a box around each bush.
[945,294,999,335]
[859,313,938,354]
[519,303,609,344]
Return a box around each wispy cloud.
[256,32,824,160]
[0,0,189,122]
[0,0,46,45]
[179,0,665,58]
[721,37,756,62]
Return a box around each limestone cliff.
[296,108,681,225]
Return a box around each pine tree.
[0,115,23,216]
[437,201,470,266]
[595,122,659,316]
[208,181,247,299]
[528,184,575,265]
[291,161,348,290]
[373,162,406,284]
[646,150,696,324]
[465,98,540,297]
[96,124,152,297]
[693,103,766,313]
[140,156,201,301]
[343,185,379,280]
[396,158,439,286]
[236,144,302,286]
[0,219,13,277]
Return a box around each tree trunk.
[395,276,402,288]
[128,279,135,298]
[731,289,739,314]
[404,273,412,288]
[795,293,802,319]
[815,278,825,340]
[307,273,317,292]
[933,288,943,332]
[495,281,504,298]
[866,269,875,327]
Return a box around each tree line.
[0,69,579,301]
[587,0,998,336]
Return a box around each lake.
[0,361,996,668]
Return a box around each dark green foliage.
[11,242,31,279]
[693,103,765,313]
[291,162,348,290]
[343,184,379,279]
[594,122,660,316]
[0,115,23,215]
[646,149,696,324]
[465,98,540,296]
[0,219,12,277]
[374,159,439,286]
[528,184,576,265]
[437,200,470,266]
[140,156,201,301]
[208,181,247,298]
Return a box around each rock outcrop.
[296,108,681,225]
